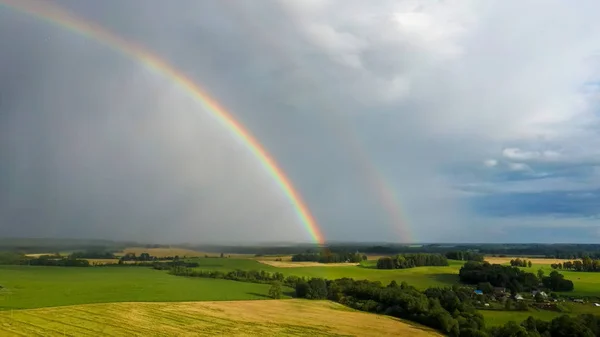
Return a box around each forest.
[291,251,365,263]
[445,251,485,262]
[376,253,449,269]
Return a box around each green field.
[481,302,600,327]
[190,258,463,289]
[0,266,291,310]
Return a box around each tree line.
[446,251,485,262]
[26,255,91,267]
[68,250,117,259]
[358,243,600,261]
[376,253,448,269]
[119,252,178,262]
[459,261,574,292]
[489,314,600,337]
[510,258,533,268]
[291,251,365,263]
[551,257,600,272]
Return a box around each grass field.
[0,266,291,310]
[0,300,441,337]
[480,309,561,326]
[481,302,600,326]
[257,260,359,268]
[188,258,462,289]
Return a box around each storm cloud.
[1,0,600,243]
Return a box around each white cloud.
[507,162,532,172]
[484,159,498,167]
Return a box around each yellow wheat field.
[0,300,440,336]
[485,257,571,265]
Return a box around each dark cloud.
[2,0,600,243]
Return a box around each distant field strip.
[258,260,360,268]
[485,257,571,265]
[0,300,440,337]
[117,248,253,259]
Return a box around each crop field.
[484,257,571,266]
[0,266,291,310]
[0,300,440,337]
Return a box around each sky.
[1,0,600,244]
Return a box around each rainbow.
[0,0,325,244]
[220,3,413,242]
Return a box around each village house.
[493,287,506,295]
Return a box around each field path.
[0,299,441,336]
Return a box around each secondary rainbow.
[0,0,325,244]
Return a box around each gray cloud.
[2,0,600,243]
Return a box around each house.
[574,299,584,303]
[594,303,600,307]
[514,294,524,301]
[493,287,506,297]
[473,290,484,296]
[532,290,548,298]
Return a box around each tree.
[220,253,224,258]
[528,260,533,268]
[505,298,514,310]
[537,269,545,281]
[478,282,494,294]
[377,257,395,269]
[490,321,530,337]
[295,281,309,298]
[268,281,282,299]
[522,316,537,332]
[307,278,328,299]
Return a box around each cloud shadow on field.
[246,292,272,299]
[431,273,460,285]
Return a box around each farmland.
[0,300,440,337]
[4,245,600,335]
[0,266,291,310]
